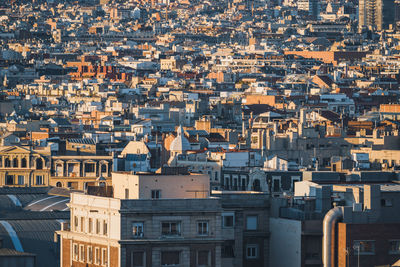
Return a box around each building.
[359,0,396,30]
[0,145,51,187]
[57,172,270,267]
[298,0,321,19]
[50,155,113,190]
[270,176,400,267]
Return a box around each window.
[74,216,78,231]
[4,158,10,167]
[221,240,235,258]
[246,215,258,230]
[132,222,144,238]
[87,246,93,263]
[151,190,161,199]
[198,250,210,266]
[101,248,108,266]
[95,247,100,264]
[85,163,95,173]
[89,218,93,233]
[101,164,107,173]
[353,240,375,255]
[81,217,84,232]
[125,188,129,199]
[95,219,101,234]
[21,158,27,168]
[161,222,181,236]
[36,158,43,169]
[73,243,79,261]
[103,220,108,235]
[131,251,144,267]
[246,244,259,259]
[389,240,400,254]
[214,172,218,181]
[35,175,43,185]
[198,221,209,236]
[79,245,85,262]
[5,175,14,185]
[272,177,280,192]
[222,213,234,228]
[17,175,24,185]
[381,199,393,207]
[161,251,180,266]
[12,158,18,168]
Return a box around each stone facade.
[0,145,51,187]
[57,191,270,267]
[50,155,112,190]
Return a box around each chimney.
[363,184,381,211]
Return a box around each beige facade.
[57,189,270,267]
[112,172,210,199]
[51,155,112,190]
[58,193,121,267]
[0,145,50,187]
[160,58,177,70]
[351,147,400,168]
[58,192,223,267]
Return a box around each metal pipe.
[323,207,343,267]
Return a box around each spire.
[177,125,184,136]
[3,74,8,88]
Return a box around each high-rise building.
[298,0,321,19]
[359,0,395,30]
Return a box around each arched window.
[4,158,10,168]
[56,164,63,177]
[101,164,107,173]
[36,158,43,170]
[56,182,62,188]
[252,179,261,191]
[21,158,27,168]
[12,158,19,168]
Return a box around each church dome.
[170,125,191,152]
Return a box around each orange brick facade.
[380,104,400,113]
[61,238,119,267]
[245,95,277,106]
[65,56,132,82]
[337,223,400,267]
[62,238,71,267]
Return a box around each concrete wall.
[294,180,319,197]
[269,218,301,267]
[112,172,210,199]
